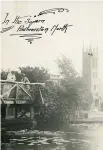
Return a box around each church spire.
[89,44,92,52]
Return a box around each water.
[2,124,103,150]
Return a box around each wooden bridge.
[0,80,45,104]
[0,80,46,129]
[1,80,103,130]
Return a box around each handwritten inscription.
[1,8,73,44]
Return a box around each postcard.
[1,1,103,150]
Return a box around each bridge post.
[14,106,18,118]
[6,104,9,119]
[30,106,34,119]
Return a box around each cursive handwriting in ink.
[1,8,73,44]
[51,23,73,35]
[12,16,22,24]
[2,13,10,25]
[17,24,49,33]
[25,18,45,24]
[12,15,31,24]
[25,36,42,44]
[0,25,14,33]
[38,8,69,16]
[10,33,42,37]
[10,33,42,44]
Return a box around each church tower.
[82,45,99,108]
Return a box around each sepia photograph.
[0,1,103,150]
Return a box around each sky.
[1,1,103,82]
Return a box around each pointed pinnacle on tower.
[89,44,92,53]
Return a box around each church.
[82,45,103,111]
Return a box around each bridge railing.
[0,80,45,104]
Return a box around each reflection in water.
[2,124,103,150]
[91,124,103,150]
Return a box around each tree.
[0,60,93,130]
[43,55,93,127]
[56,55,77,77]
[19,66,50,83]
[57,55,93,106]
[1,66,50,83]
[1,70,8,80]
[0,70,22,81]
